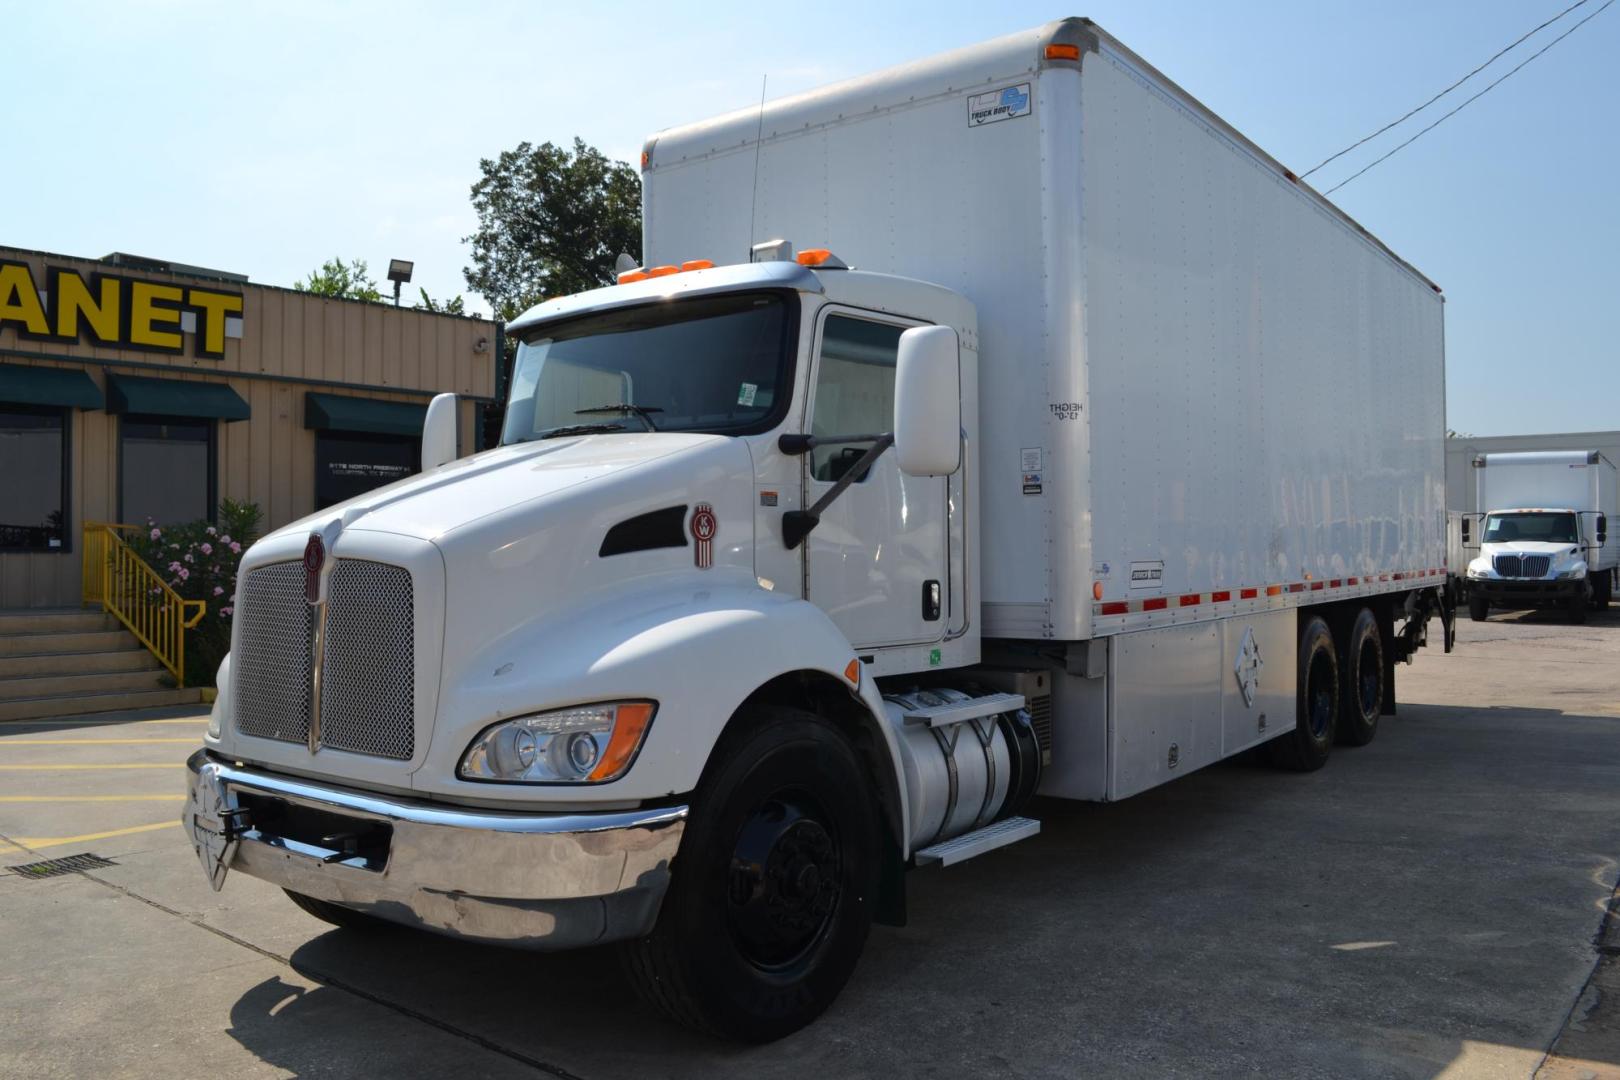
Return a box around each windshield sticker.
[737,382,758,407]
[968,83,1031,127]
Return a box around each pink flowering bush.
[125,499,261,687]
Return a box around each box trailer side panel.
[1075,44,1447,639]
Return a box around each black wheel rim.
[1307,649,1334,739]
[726,789,841,973]
[1357,639,1380,719]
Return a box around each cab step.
[914,816,1040,867]
[899,691,1025,728]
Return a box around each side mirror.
[422,393,458,471]
[893,325,961,477]
[1461,518,1471,543]
[1599,514,1607,545]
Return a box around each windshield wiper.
[526,422,627,441]
[575,403,663,431]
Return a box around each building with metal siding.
[0,245,498,609]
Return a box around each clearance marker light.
[680,259,714,272]
[646,265,680,278]
[617,269,649,284]
[1044,43,1082,61]
[844,658,861,687]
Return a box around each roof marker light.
[795,248,848,269]
[646,265,680,278]
[616,270,649,284]
[1045,43,1082,62]
[680,259,714,272]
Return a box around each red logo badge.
[690,504,717,569]
[302,533,326,605]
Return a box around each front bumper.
[183,749,686,949]
[1469,577,1585,606]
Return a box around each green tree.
[294,257,383,302]
[416,288,467,316]
[462,138,641,313]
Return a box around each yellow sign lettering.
[52,270,121,343]
[128,281,185,350]
[0,262,49,336]
[186,288,244,358]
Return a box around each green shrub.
[126,499,262,687]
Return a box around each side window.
[810,315,903,482]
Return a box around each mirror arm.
[782,433,895,550]
[778,432,888,456]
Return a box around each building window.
[121,416,216,525]
[0,405,68,551]
[315,431,419,510]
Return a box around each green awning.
[304,392,425,437]
[0,361,104,410]
[105,372,250,421]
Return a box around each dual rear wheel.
[1265,606,1383,772]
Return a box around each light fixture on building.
[387,259,414,307]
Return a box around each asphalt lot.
[2,610,1618,1079]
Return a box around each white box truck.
[1462,450,1618,622]
[185,19,1453,1040]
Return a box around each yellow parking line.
[11,821,178,850]
[0,795,183,803]
[0,764,182,771]
[6,717,207,726]
[0,738,198,745]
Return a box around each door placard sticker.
[1129,560,1165,590]
[968,83,1031,127]
[737,382,758,406]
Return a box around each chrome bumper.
[183,749,686,949]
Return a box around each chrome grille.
[319,560,415,760]
[232,558,415,760]
[1493,554,1551,578]
[233,562,312,746]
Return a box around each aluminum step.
[900,691,1025,729]
[914,816,1040,867]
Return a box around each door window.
[0,405,67,551]
[810,316,903,482]
[121,416,214,525]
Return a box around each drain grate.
[7,852,116,880]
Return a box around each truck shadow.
[222,701,1620,1078]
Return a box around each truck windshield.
[1483,511,1578,544]
[502,292,793,443]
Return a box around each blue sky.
[5,1,1614,435]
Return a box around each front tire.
[1592,572,1611,611]
[1265,616,1338,772]
[1336,607,1383,747]
[1568,591,1589,624]
[620,706,879,1042]
[1468,595,1490,622]
[283,889,392,932]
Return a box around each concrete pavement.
[2,611,1618,1078]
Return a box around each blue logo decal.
[1000,85,1029,113]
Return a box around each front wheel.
[283,889,393,932]
[1568,591,1589,624]
[1468,595,1489,622]
[1265,615,1338,772]
[620,706,880,1042]
[1592,572,1612,611]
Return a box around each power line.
[1322,0,1614,195]
[1300,0,1592,180]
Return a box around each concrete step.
[0,668,172,702]
[0,629,138,657]
[0,687,204,723]
[0,649,160,679]
[0,609,119,635]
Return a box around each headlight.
[1557,567,1587,580]
[458,701,656,784]
[207,653,231,738]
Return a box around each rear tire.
[283,889,392,932]
[619,706,879,1042]
[1336,608,1382,747]
[1468,595,1489,622]
[1265,616,1338,772]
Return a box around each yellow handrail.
[82,522,207,687]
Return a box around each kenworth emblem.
[302,533,326,605]
[690,503,717,569]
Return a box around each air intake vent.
[600,505,689,557]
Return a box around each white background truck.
[185,18,1453,1041]
[1463,450,1618,622]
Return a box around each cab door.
[801,308,950,649]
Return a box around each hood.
[263,432,733,545]
[1480,541,1581,556]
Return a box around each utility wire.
[1300,0,1592,179]
[1322,0,1613,195]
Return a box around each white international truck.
[185,19,1453,1041]
[1462,450,1618,622]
